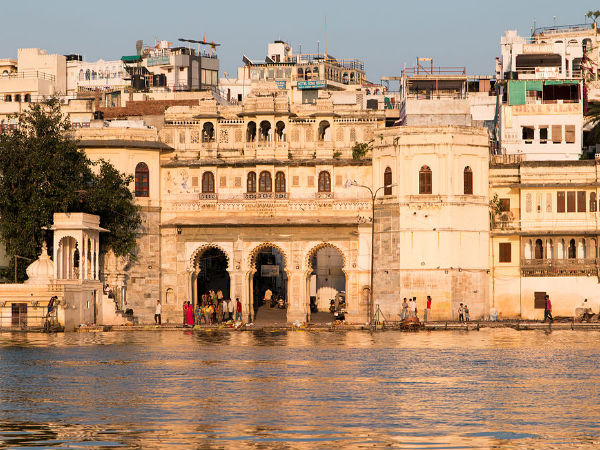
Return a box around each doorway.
[195,247,230,306]
[251,246,287,323]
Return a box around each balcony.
[521,258,598,277]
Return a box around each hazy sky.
[0,0,596,82]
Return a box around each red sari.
[185,304,194,326]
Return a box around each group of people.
[183,289,243,326]
[457,303,470,322]
[400,296,432,322]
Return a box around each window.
[577,191,586,212]
[525,193,532,213]
[318,171,331,192]
[419,166,432,194]
[522,126,534,143]
[565,125,576,144]
[318,121,331,141]
[202,172,215,193]
[14,94,21,102]
[4,95,11,102]
[246,121,256,142]
[384,167,392,195]
[275,171,286,193]
[247,172,256,193]
[259,171,272,192]
[134,162,149,197]
[591,192,597,212]
[219,176,227,188]
[534,292,546,309]
[568,239,576,259]
[546,193,552,212]
[499,198,510,212]
[539,126,548,144]
[552,125,562,144]
[534,239,544,259]
[557,191,565,213]
[202,122,215,143]
[499,243,511,263]
[567,191,576,212]
[24,94,31,102]
[536,193,542,213]
[463,167,473,195]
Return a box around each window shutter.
[577,191,586,212]
[534,292,546,309]
[499,242,511,263]
[552,125,562,143]
[464,168,473,195]
[565,125,576,144]
[557,191,565,213]
[567,191,576,212]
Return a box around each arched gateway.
[183,241,359,324]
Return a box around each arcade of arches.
[178,231,368,324]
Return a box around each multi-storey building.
[490,159,600,319]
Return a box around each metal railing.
[0,305,61,330]
[0,70,56,81]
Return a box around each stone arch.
[56,235,80,280]
[248,242,289,270]
[304,242,348,274]
[188,243,231,271]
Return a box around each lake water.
[0,328,598,449]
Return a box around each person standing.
[401,298,408,320]
[222,298,229,321]
[235,297,243,322]
[464,304,470,322]
[185,301,194,327]
[544,295,553,322]
[154,300,162,325]
[264,288,273,307]
[458,303,464,322]
[412,297,418,318]
[228,298,235,320]
[424,296,432,323]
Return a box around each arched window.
[534,239,543,259]
[4,95,11,102]
[590,192,597,212]
[464,166,473,195]
[85,69,90,80]
[259,171,272,192]
[24,94,31,102]
[419,165,432,194]
[134,162,149,197]
[275,121,286,142]
[318,120,331,141]
[91,70,97,80]
[259,121,271,142]
[202,122,215,143]
[247,171,256,193]
[202,172,215,193]
[275,171,286,193]
[568,239,576,259]
[14,94,21,102]
[246,121,256,142]
[318,171,331,192]
[384,167,392,195]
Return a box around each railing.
[0,305,60,330]
[521,258,598,277]
[533,23,592,35]
[315,192,334,200]
[0,70,56,81]
[199,193,217,200]
[403,66,466,76]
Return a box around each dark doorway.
[11,303,27,327]
[251,247,287,322]
[196,247,230,306]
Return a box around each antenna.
[325,16,328,59]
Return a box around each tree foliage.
[0,99,140,280]
[584,101,600,147]
[352,142,371,159]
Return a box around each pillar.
[286,269,308,323]
[83,236,88,281]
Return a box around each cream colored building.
[490,159,600,320]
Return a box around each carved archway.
[304,242,348,315]
[188,243,232,307]
[189,243,231,271]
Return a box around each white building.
[66,58,127,94]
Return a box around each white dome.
[25,242,55,284]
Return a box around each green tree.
[586,10,600,25]
[351,140,373,160]
[0,99,140,280]
[584,101,600,147]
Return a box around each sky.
[0,0,597,82]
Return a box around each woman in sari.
[185,301,194,327]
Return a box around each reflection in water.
[0,329,599,449]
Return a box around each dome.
[25,242,55,284]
